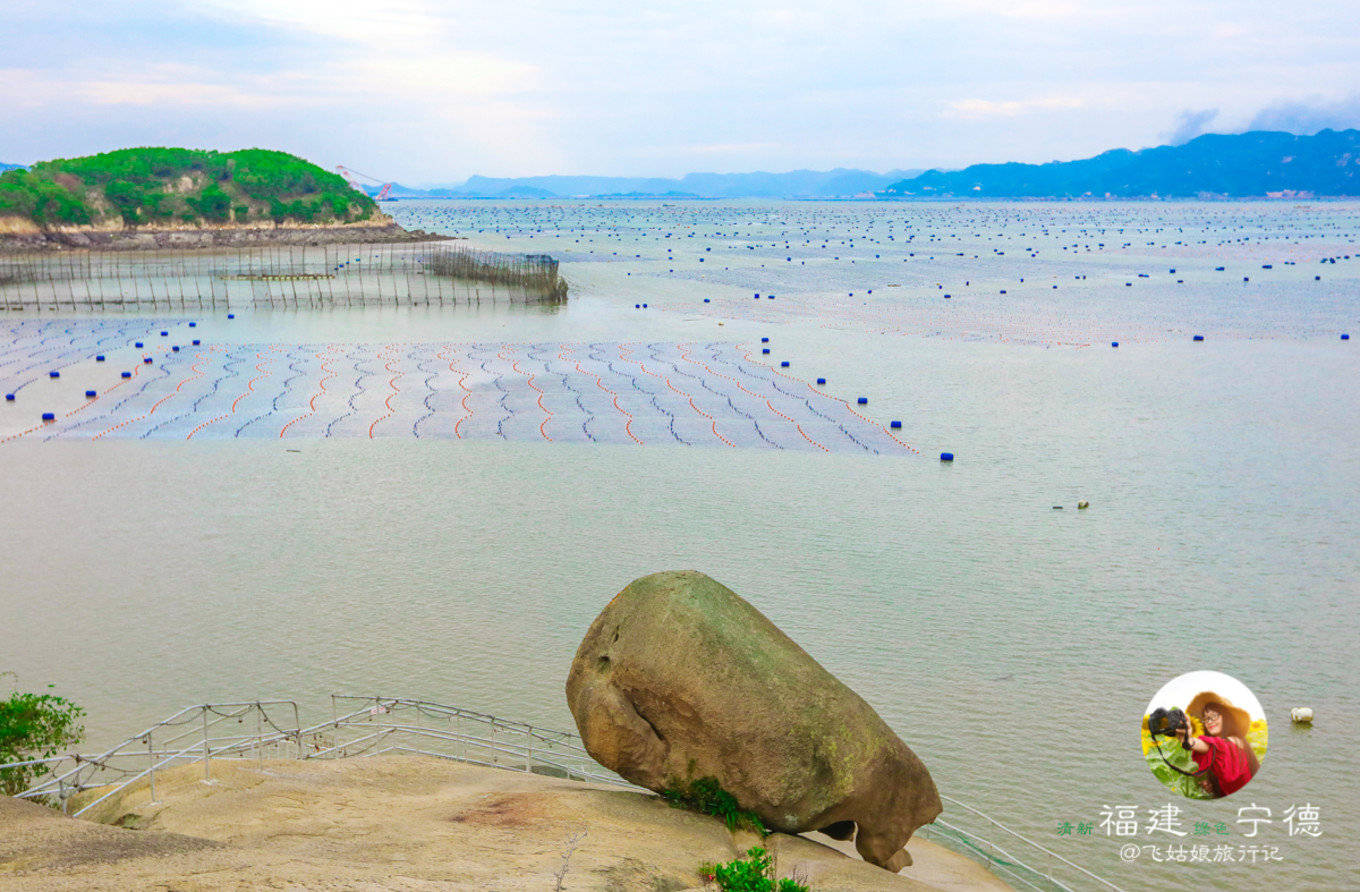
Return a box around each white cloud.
[192,0,540,100]
[944,96,1087,119]
[4,66,281,110]
[1248,93,1360,133]
[6,0,1360,177]
[196,0,452,48]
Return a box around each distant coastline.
[326,127,1360,201]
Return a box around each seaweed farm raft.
[0,320,911,454]
[0,243,568,311]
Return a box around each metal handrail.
[939,795,1124,891]
[9,700,302,811]
[0,695,1119,890]
[325,696,587,747]
[931,817,1066,892]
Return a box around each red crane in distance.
[335,165,394,201]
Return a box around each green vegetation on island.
[0,147,378,229]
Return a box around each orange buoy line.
[91,353,165,440]
[573,358,643,445]
[511,357,553,442]
[615,342,726,447]
[737,343,920,455]
[555,344,602,444]
[0,421,46,445]
[280,346,339,437]
[661,363,735,448]
[191,349,275,439]
[675,343,779,449]
[368,345,402,438]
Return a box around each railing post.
[202,708,211,781]
[256,706,263,769]
[147,731,157,803]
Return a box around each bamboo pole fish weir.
[0,243,568,312]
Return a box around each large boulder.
[566,570,941,872]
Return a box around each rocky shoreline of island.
[0,218,452,252]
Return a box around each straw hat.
[1187,691,1261,775]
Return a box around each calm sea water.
[2,200,1357,890]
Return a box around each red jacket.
[1193,736,1254,796]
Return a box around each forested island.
[0,148,433,249]
[882,128,1360,199]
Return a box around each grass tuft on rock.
[661,776,767,836]
[699,847,810,891]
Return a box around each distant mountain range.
[378,168,922,200]
[0,163,23,173]
[24,127,1356,202]
[882,129,1360,198]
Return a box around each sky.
[4,0,1360,184]
[1147,671,1266,721]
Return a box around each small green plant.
[662,776,767,835]
[0,680,85,797]
[701,847,809,892]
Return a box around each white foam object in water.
[1290,707,1314,723]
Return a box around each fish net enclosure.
[0,243,567,311]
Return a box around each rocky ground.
[0,755,1007,890]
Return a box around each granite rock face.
[566,570,942,871]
